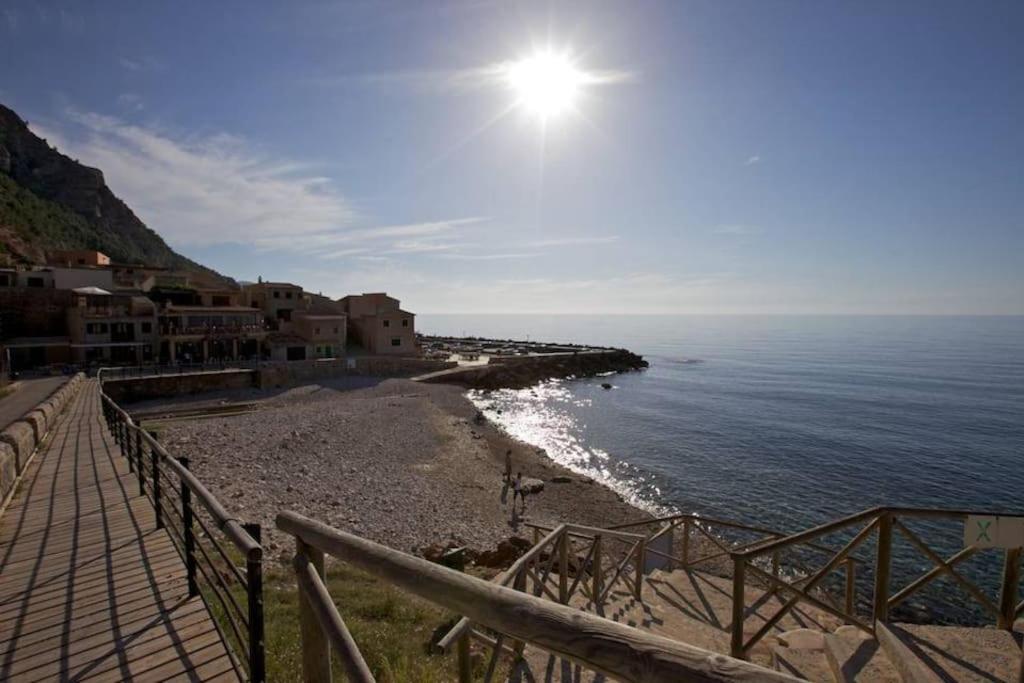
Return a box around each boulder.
[549,475,573,484]
[0,442,17,501]
[475,536,532,568]
[0,421,36,471]
[521,478,545,494]
[21,411,48,442]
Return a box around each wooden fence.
[277,510,800,683]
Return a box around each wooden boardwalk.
[0,380,240,682]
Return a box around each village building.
[65,289,158,365]
[338,292,416,356]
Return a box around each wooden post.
[592,535,603,608]
[533,526,540,546]
[634,539,645,600]
[126,425,134,473]
[680,519,691,569]
[151,444,162,529]
[559,531,569,604]
[244,523,266,683]
[180,458,198,597]
[997,547,1021,630]
[873,512,893,624]
[770,550,781,596]
[297,538,331,682]
[845,558,857,620]
[456,632,472,683]
[730,553,746,659]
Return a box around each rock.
[550,475,572,484]
[521,477,545,494]
[475,536,532,568]
[601,383,613,390]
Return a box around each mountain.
[0,103,230,286]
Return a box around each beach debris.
[550,475,573,484]
[601,382,613,390]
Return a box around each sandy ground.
[152,378,650,565]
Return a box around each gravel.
[158,378,650,566]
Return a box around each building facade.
[338,293,416,356]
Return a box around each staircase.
[568,566,1023,682]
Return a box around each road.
[0,375,68,431]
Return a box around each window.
[77,259,86,265]
[285,291,293,299]
[383,319,390,328]
[27,277,44,288]
[273,291,280,299]
[391,337,402,347]
[86,323,109,334]
[212,295,230,306]
[141,322,152,334]
[277,309,292,321]
[401,319,409,328]
[333,327,339,334]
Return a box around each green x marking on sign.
[976,520,992,542]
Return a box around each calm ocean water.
[419,315,1024,621]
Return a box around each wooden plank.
[874,622,942,683]
[0,381,240,682]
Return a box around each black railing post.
[135,430,143,478]
[151,441,163,529]
[180,458,198,597]
[243,523,266,683]
[137,431,146,496]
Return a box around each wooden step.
[824,625,900,683]
[876,621,1020,683]
[772,629,831,682]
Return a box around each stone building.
[338,292,416,356]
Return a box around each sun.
[505,50,587,120]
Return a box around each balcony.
[160,323,268,337]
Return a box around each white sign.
[964,515,1024,549]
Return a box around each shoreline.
[149,376,653,566]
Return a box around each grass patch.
[262,562,465,682]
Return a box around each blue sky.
[2,1,1022,313]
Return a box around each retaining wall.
[0,373,86,509]
[102,369,257,404]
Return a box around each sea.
[418,315,1024,622]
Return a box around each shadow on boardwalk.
[0,380,239,681]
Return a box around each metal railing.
[98,371,265,681]
[98,360,262,380]
[276,511,799,683]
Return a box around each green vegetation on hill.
[0,101,230,284]
[0,172,102,262]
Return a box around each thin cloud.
[526,235,619,248]
[311,60,635,95]
[712,224,762,236]
[258,217,488,257]
[120,56,163,72]
[31,108,354,247]
[116,93,144,111]
[744,155,761,166]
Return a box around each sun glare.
[505,50,587,120]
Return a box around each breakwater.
[415,348,648,390]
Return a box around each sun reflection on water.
[468,379,672,515]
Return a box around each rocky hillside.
[0,103,228,284]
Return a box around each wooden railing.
[98,372,266,681]
[277,510,801,683]
[725,506,1024,659]
[435,522,646,680]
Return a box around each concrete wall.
[1,373,85,511]
[257,357,456,388]
[102,369,257,403]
